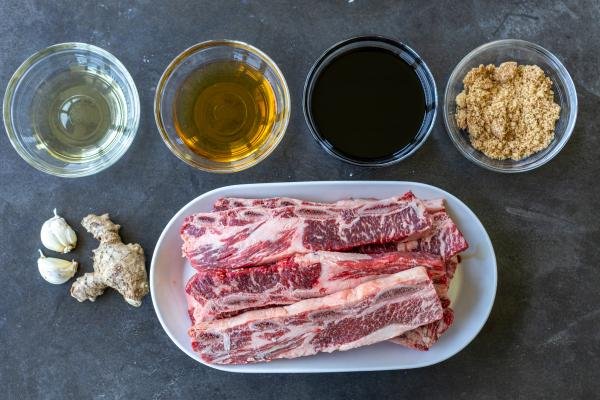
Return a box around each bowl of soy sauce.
[303,36,437,166]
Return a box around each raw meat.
[213,196,466,260]
[358,209,468,260]
[386,256,461,351]
[391,307,455,350]
[446,255,460,279]
[181,192,431,270]
[185,292,283,323]
[360,208,465,352]
[189,267,443,364]
[214,196,445,213]
[213,197,366,211]
[210,196,465,351]
[185,250,446,322]
[432,276,451,307]
[389,272,454,351]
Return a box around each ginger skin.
[70,214,149,307]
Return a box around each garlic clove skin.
[37,250,78,284]
[41,209,77,253]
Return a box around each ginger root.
[70,214,149,307]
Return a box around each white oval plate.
[150,181,497,373]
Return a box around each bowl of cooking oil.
[3,42,140,177]
[154,40,291,173]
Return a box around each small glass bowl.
[443,39,577,173]
[3,43,140,178]
[303,35,438,167]
[154,40,290,173]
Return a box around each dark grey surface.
[0,0,598,399]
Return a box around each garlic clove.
[37,249,78,284]
[41,209,77,253]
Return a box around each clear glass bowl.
[443,39,577,173]
[154,40,290,173]
[303,35,438,167]
[3,43,140,177]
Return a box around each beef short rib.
[189,267,443,364]
[357,209,468,260]
[181,192,431,270]
[185,250,445,322]
[212,196,467,261]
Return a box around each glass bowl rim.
[2,42,140,178]
[442,39,578,173]
[302,34,438,167]
[153,39,291,173]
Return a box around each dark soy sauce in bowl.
[304,36,437,166]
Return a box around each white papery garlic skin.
[41,209,77,253]
[37,250,78,284]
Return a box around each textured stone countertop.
[0,1,598,399]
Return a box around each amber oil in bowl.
[173,60,276,163]
[155,40,290,172]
